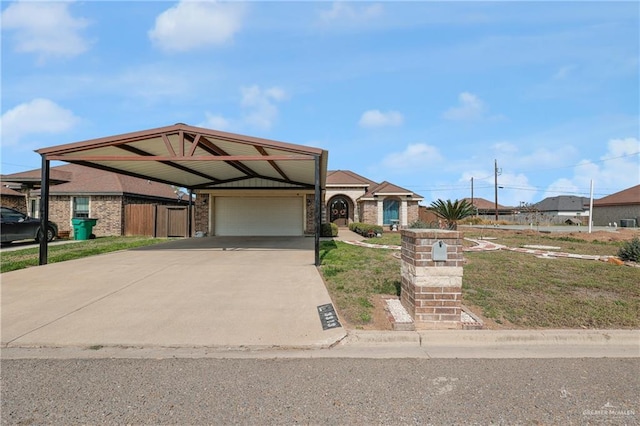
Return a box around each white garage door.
[215,197,303,236]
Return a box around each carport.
[35,123,328,265]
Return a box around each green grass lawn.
[0,237,168,273]
[323,232,639,329]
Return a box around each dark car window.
[1,207,26,222]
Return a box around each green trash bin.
[72,218,98,240]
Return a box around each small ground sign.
[317,303,341,330]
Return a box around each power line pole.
[471,177,474,216]
[494,159,499,221]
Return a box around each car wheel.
[36,227,56,243]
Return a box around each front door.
[329,197,349,227]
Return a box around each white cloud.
[1,0,90,61]
[358,109,404,128]
[381,143,443,172]
[149,1,246,52]
[241,85,288,129]
[544,137,640,198]
[442,92,487,121]
[0,99,80,147]
[319,2,383,24]
[199,113,230,131]
[552,65,575,80]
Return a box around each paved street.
[2,357,638,425]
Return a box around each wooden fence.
[124,204,190,237]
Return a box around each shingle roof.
[462,197,510,210]
[3,164,183,200]
[1,186,24,197]
[535,196,590,212]
[594,184,640,206]
[326,170,377,186]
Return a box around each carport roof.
[36,124,328,190]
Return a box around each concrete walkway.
[1,237,345,349]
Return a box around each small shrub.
[320,222,338,237]
[349,222,383,237]
[617,237,640,262]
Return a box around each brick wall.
[400,229,464,329]
[360,201,378,224]
[306,194,315,234]
[49,196,72,233]
[91,195,124,236]
[194,193,210,236]
[1,195,26,213]
[407,202,419,226]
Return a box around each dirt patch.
[558,228,639,243]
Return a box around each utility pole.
[494,159,499,221]
[471,177,474,216]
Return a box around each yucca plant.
[429,199,475,230]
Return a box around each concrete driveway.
[1,237,345,349]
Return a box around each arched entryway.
[328,195,352,227]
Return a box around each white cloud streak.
[319,2,383,24]
[149,1,246,52]
[241,85,288,129]
[381,143,443,172]
[442,92,486,121]
[0,99,80,147]
[1,0,90,62]
[358,110,404,128]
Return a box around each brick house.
[325,170,423,228]
[1,164,189,237]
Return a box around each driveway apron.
[1,237,346,349]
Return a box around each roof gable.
[363,181,424,199]
[35,123,328,190]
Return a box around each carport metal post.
[38,155,50,265]
[314,155,321,266]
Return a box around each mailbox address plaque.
[432,240,448,262]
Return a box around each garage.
[214,196,303,236]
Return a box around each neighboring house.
[592,184,640,227]
[534,195,590,224]
[462,197,512,217]
[1,164,189,237]
[325,170,423,228]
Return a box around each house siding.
[592,205,640,227]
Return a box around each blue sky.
[1,0,638,206]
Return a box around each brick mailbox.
[400,229,464,329]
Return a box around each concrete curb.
[345,329,640,346]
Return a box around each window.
[73,197,90,218]
[383,199,399,225]
[30,199,40,218]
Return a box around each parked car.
[0,206,58,245]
